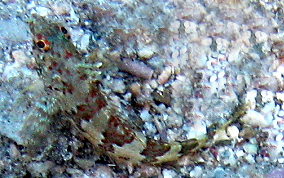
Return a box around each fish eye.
[36,40,45,48]
[35,39,50,52]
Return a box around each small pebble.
[109,79,125,94]
[213,167,227,178]
[170,20,180,33]
[190,166,203,177]
[245,154,256,164]
[278,110,284,117]
[275,133,283,142]
[278,158,284,164]
[79,33,90,52]
[218,70,225,79]
[140,110,152,121]
[32,6,52,16]
[149,79,158,89]
[228,47,240,63]
[138,46,155,59]
[171,50,179,59]
[227,125,239,139]
[243,143,258,154]
[184,21,197,33]
[216,38,229,51]
[255,31,268,43]
[12,49,29,64]
[213,130,230,142]
[192,121,207,134]
[245,90,258,109]
[241,110,269,128]
[227,22,239,35]
[209,74,218,82]
[176,75,186,81]
[162,169,177,178]
[50,2,71,15]
[201,37,212,46]
[236,150,245,157]
[180,46,187,55]
[158,66,172,85]
[276,92,284,102]
[261,90,274,103]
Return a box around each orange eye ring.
[35,39,50,52]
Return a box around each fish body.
[28,16,239,166]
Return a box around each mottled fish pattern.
[28,16,244,166]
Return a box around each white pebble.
[218,77,226,90]
[216,38,229,51]
[149,79,158,89]
[246,89,258,99]
[261,90,274,103]
[268,143,283,159]
[140,110,152,121]
[26,1,36,9]
[245,90,258,109]
[213,130,229,142]
[261,102,275,115]
[70,28,84,42]
[12,50,30,66]
[69,6,79,23]
[143,122,156,135]
[192,121,207,134]
[236,150,245,157]
[176,75,186,81]
[32,6,52,16]
[170,20,180,33]
[278,110,284,117]
[180,46,187,55]
[255,31,268,43]
[196,54,208,68]
[79,33,90,52]
[218,70,225,79]
[227,22,240,35]
[123,93,132,101]
[228,47,241,63]
[50,2,71,15]
[276,92,284,102]
[278,158,284,163]
[171,50,179,59]
[275,133,283,142]
[227,126,239,139]
[245,154,256,164]
[201,37,212,46]
[190,166,203,177]
[209,74,218,83]
[138,46,155,59]
[241,110,269,128]
[184,21,197,33]
[162,169,177,178]
[243,143,258,154]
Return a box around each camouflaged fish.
[28,16,246,166]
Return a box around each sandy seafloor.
[1,0,284,177]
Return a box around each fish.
[28,15,246,167]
